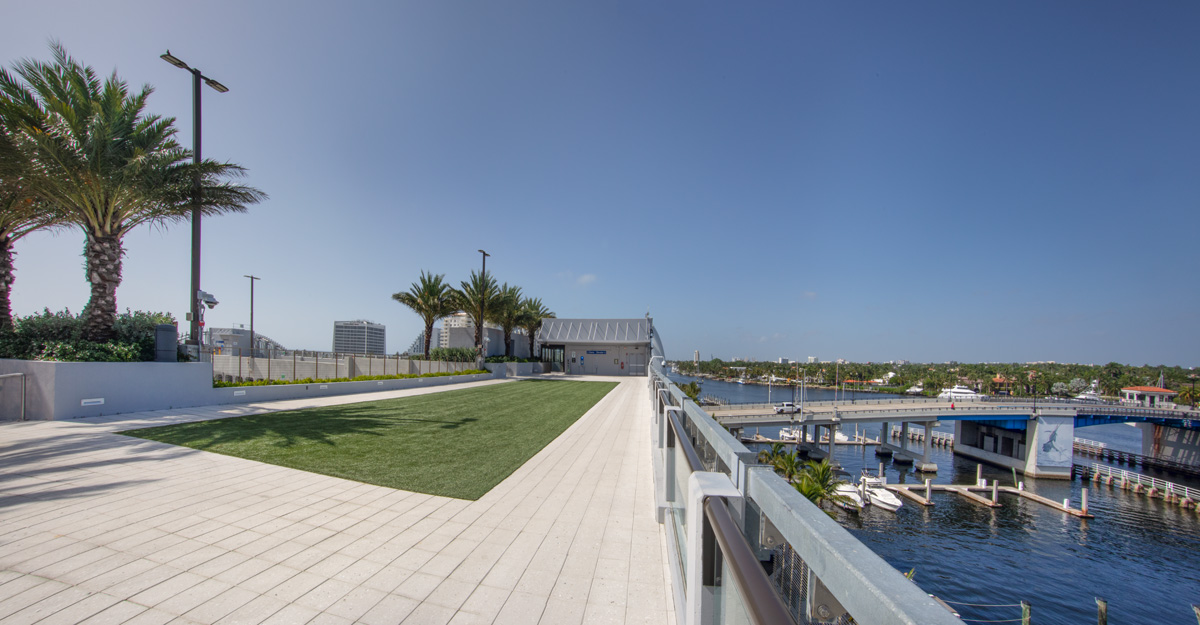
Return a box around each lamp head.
[160,51,189,70]
[204,78,229,93]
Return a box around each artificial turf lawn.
[121,379,617,500]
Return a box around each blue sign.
[587,350,607,354]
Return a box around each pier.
[1073,439,1200,478]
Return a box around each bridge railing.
[648,359,964,625]
[1089,464,1200,501]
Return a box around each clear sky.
[4,1,1198,366]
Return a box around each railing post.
[1021,601,1031,625]
[685,474,741,625]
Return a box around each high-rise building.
[693,350,700,365]
[807,356,818,364]
[333,320,386,355]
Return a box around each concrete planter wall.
[0,359,503,421]
[485,362,550,377]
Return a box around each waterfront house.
[1120,385,1177,408]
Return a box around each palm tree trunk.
[504,329,512,358]
[81,231,123,342]
[527,333,536,360]
[0,234,14,330]
[423,321,434,359]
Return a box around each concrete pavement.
[0,377,675,625]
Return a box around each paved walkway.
[0,377,675,625]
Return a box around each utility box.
[155,324,178,362]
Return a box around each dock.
[739,434,881,446]
[885,483,1093,518]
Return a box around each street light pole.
[160,50,229,347]
[244,275,260,357]
[477,250,489,362]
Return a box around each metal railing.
[649,354,964,624]
[1089,464,1200,501]
[199,347,477,383]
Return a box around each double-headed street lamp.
[160,50,229,346]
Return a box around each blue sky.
[4,1,1198,365]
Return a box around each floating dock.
[885,483,1093,518]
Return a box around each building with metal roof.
[537,318,653,376]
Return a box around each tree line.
[392,270,554,360]
[675,358,1198,404]
[0,43,265,341]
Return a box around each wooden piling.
[1096,598,1107,625]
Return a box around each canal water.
[669,373,1200,625]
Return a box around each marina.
[669,372,1200,624]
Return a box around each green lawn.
[122,380,617,500]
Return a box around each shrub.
[0,309,175,362]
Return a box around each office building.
[333,320,386,355]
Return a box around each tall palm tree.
[773,451,803,483]
[0,43,265,341]
[392,271,456,359]
[0,129,62,329]
[452,270,497,359]
[486,283,522,358]
[519,297,554,360]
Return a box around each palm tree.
[519,297,554,359]
[486,283,523,358]
[0,130,63,329]
[773,451,803,483]
[757,442,787,466]
[793,459,851,515]
[0,43,265,341]
[392,271,456,359]
[452,270,497,359]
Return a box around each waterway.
[668,373,1200,625]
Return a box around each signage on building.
[587,350,607,354]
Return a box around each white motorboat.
[778,427,802,443]
[859,471,903,512]
[905,385,924,395]
[1074,390,1103,402]
[819,431,851,444]
[833,484,866,511]
[937,385,983,400]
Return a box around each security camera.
[197,290,219,309]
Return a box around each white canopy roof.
[537,318,652,345]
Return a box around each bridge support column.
[900,422,909,454]
[916,423,937,472]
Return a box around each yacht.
[905,385,924,395]
[1074,389,1103,402]
[833,484,866,511]
[937,385,983,400]
[858,470,903,512]
[778,427,803,443]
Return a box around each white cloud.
[802,291,817,300]
[577,274,597,286]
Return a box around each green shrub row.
[485,355,540,363]
[0,309,175,362]
[212,369,490,388]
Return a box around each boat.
[937,385,983,400]
[779,427,803,443]
[833,484,866,511]
[905,385,924,395]
[1074,390,1103,402]
[859,470,903,512]
[819,431,851,444]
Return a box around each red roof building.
[1120,386,1177,408]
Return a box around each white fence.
[208,351,476,382]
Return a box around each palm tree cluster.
[392,270,555,360]
[757,444,850,516]
[0,43,264,340]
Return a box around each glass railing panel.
[670,442,690,581]
[714,557,753,625]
